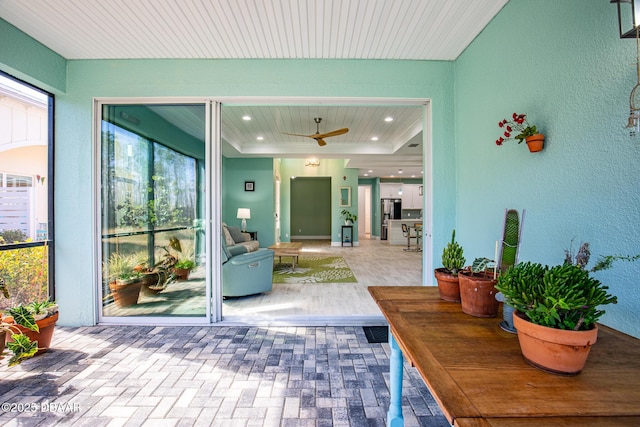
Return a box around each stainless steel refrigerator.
[380,198,402,240]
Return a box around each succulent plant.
[441,229,465,275]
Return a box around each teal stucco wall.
[454,0,640,337]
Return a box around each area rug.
[273,255,357,284]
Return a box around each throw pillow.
[222,226,235,247]
[227,226,247,243]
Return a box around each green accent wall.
[291,177,331,237]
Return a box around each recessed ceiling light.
[384,116,394,122]
[390,175,395,178]
[398,169,403,174]
[256,136,264,140]
[242,115,251,121]
[368,170,373,173]
[371,136,379,141]
[411,175,416,178]
[364,173,369,177]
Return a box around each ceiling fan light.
[305,157,320,167]
[371,136,379,141]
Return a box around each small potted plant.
[458,257,499,317]
[433,229,465,302]
[105,252,144,307]
[495,261,617,376]
[340,209,357,225]
[173,259,196,281]
[495,112,545,152]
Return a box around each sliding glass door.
[99,102,211,321]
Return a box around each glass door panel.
[99,103,208,319]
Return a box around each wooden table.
[368,286,640,427]
[268,242,302,271]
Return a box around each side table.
[341,225,353,247]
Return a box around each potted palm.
[433,229,465,302]
[495,261,617,376]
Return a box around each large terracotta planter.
[513,311,598,376]
[458,270,499,317]
[433,268,461,302]
[6,311,58,355]
[108,279,142,307]
[525,133,545,152]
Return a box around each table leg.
[388,332,404,427]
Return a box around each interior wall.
[455,0,640,337]
[222,157,275,247]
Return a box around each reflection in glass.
[100,104,206,317]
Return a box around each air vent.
[408,143,419,148]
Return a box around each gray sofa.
[222,224,274,297]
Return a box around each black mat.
[363,326,388,344]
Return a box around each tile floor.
[0,325,449,426]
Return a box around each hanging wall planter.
[525,134,545,152]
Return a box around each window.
[0,72,54,308]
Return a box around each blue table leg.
[388,332,404,426]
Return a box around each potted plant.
[105,252,144,307]
[458,257,499,317]
[433,229,465,302]
[495,261,617,376]
[495,112,545,152]
[340,209,357,225]
[173,259,196,281]
[0,279,56,366]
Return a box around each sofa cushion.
[227,226,247,243]
[241,240,260,252]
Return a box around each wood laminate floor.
[222,237,423,325]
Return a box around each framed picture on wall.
[339,186,351,207]
[245,181,255,191]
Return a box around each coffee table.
[268,242,302,271]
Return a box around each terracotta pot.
[0,330,5,354]
[513,311,598,376]
[433,268,461,302]
[6,311,58,355]
[525,133,545,152]
[458,270,499,317]
[108,279,142,307]
[174,268,191,281]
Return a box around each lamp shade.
[236,208,251,219]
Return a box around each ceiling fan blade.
[315,128,349,139]
[316,138,327,146]
[282,131,316,138]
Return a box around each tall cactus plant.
[442,229,465,275]
[499,209,521,272]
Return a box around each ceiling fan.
[283,117,348,146]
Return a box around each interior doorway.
[358,185,372,239]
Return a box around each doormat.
[363,326,388,344]
[273,255,357,284]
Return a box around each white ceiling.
[0,0,508,177]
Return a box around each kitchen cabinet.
[380,183,402,199]
[401,184,423,209]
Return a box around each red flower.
[495,112,538,146]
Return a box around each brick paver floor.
[0,326,448,426]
